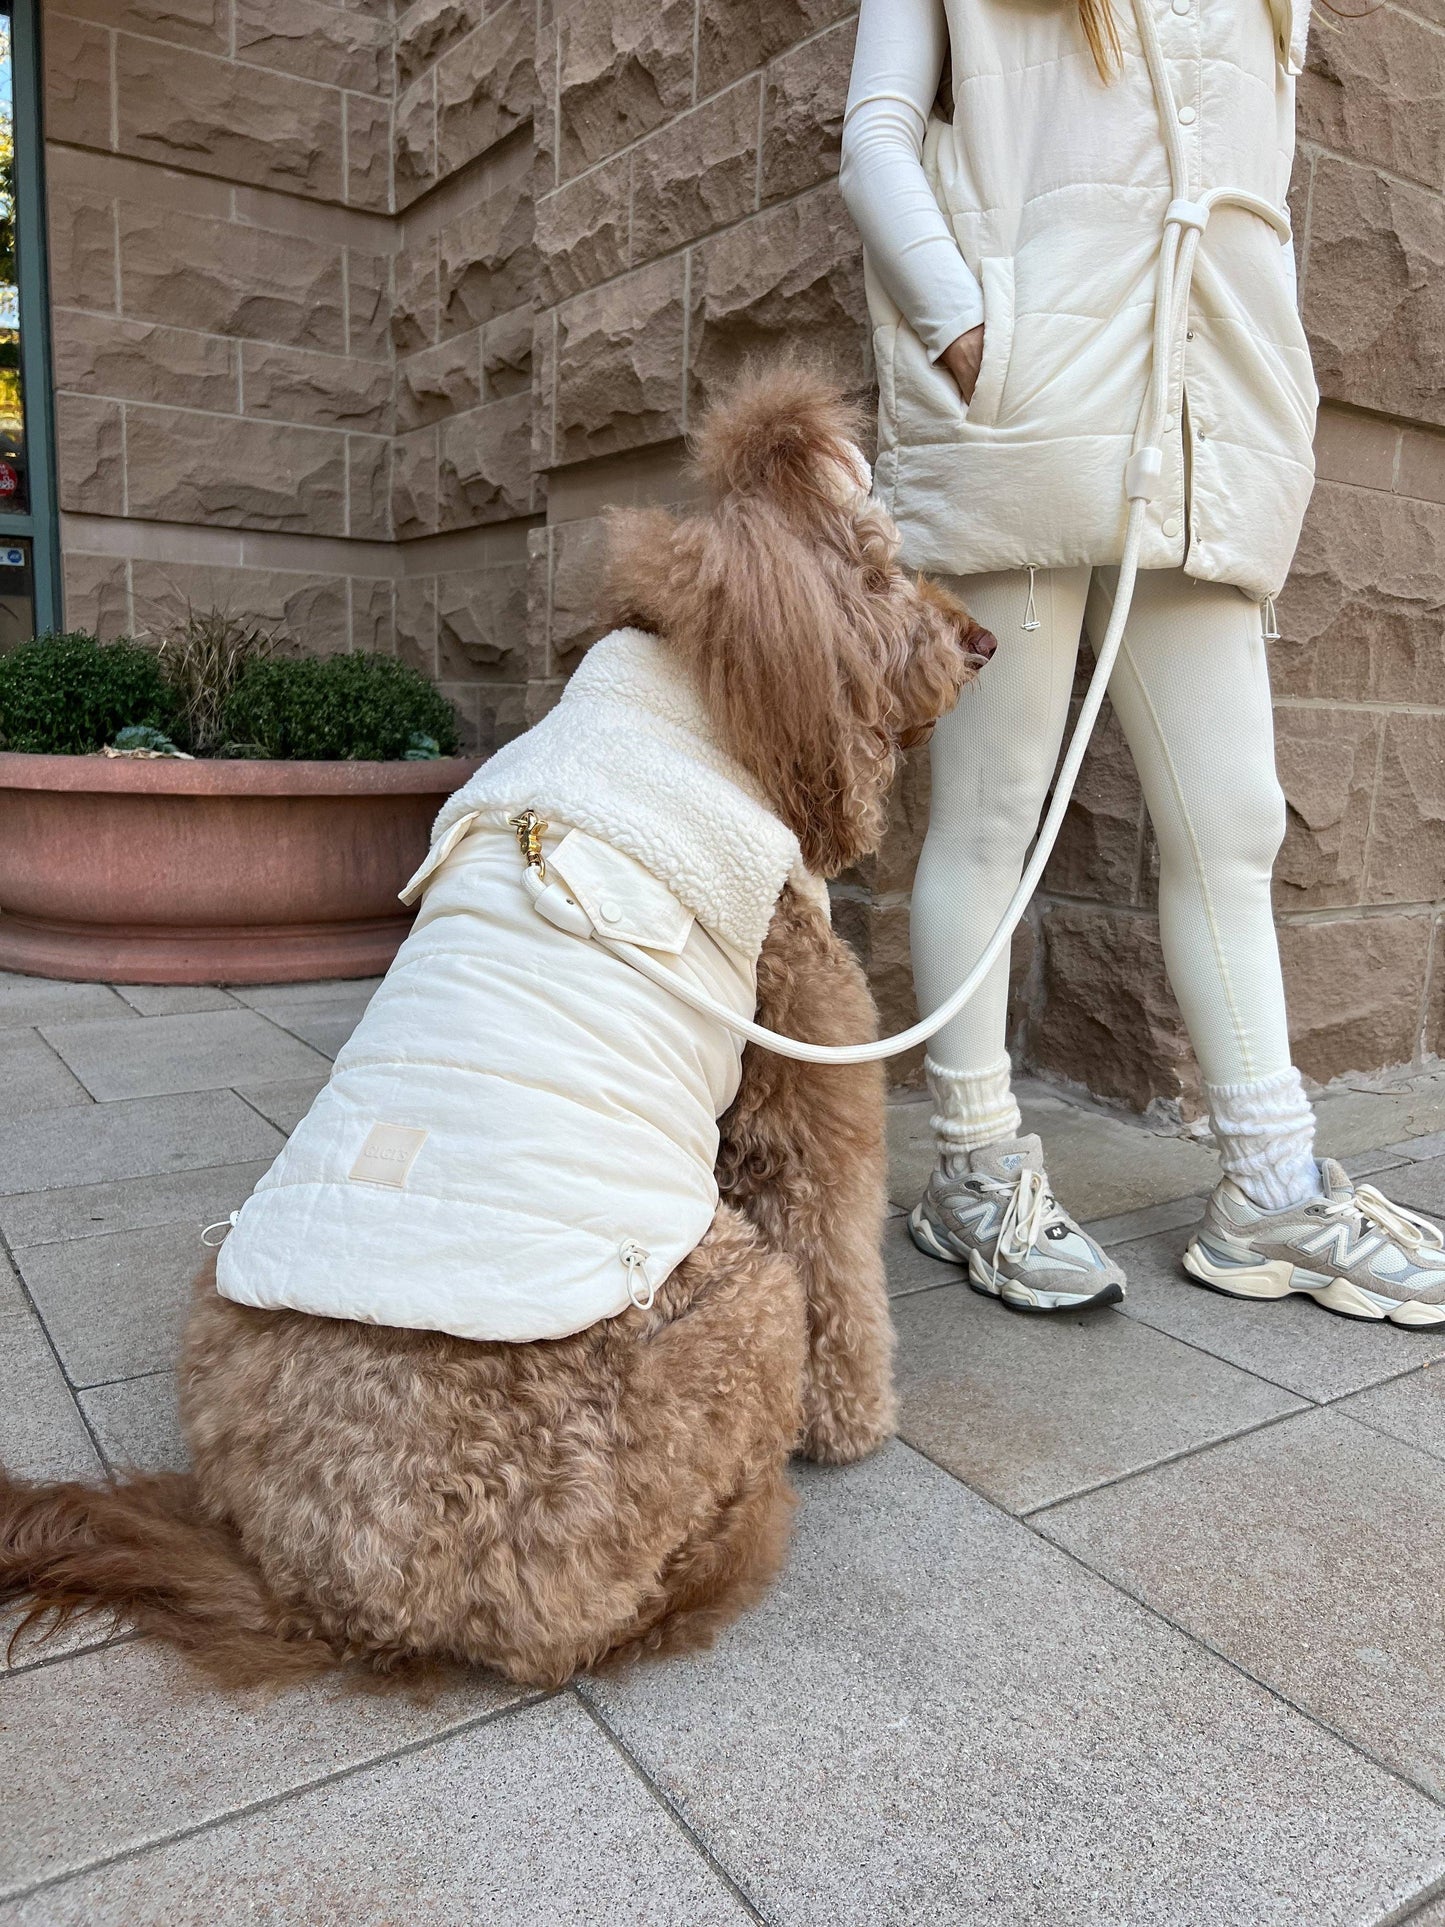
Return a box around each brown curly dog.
[0,368,992,1691]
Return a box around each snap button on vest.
[1177,104,1197,123]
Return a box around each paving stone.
[79,1373,186,1475]
[1,1694,748,1925]
[586,1443,1445,1925]
[1396,1893,1445,1926]
[885,1089,1220,1219]
[0,1029,91,1120]
[0,975,130,1030]
[0,1256,101,1483]
[1085,1193,1206,1247]
[881,1211,951,1299]
[0,1091,283,1196]
[229,978,384,1010]
[1116,1228,1445,1402]
[1313,1082,1445,1160]
[229,982,380,1057]
[243,999,368,1060]
[15,1219,213,1387]
[0,1160,272,1248]
[893,1282,1303,1514]
[1082,1159,1405,1250]
[235,1078,326,1134]
[0,1638,523,1900]
[1371,1154,1445,1218]
[1086,1156,1402,1248]
[110,985,241,1015]
[0,1610,127,1678]
[1338,1365,1445,1465]
[1039,1408,1445,1801]
[39,1010,331,1102]
[1390,1130,1445,1163]
[1342,1150,1412,1180]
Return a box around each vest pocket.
[965,257,1016,429]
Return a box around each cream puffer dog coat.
[848,0,1318,599]
[215,629,819,1342]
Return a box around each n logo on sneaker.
[948,1198,1002,1240]
[1291,1223,1383,1270]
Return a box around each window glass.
[0,3,23,521]
[0,531,29,646]
[0,0,35,643]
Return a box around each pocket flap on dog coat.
[398,811,482,906]
[548,829,695,953]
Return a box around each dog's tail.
[0,1466,337,1687]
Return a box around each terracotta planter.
[0,752,480,984]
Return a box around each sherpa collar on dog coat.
[214,628,814,1343]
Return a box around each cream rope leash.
[511,0,1289,1067]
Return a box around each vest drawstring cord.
[1261,595,1280,641]
[1021,565,1041,632]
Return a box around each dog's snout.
[970,626,999,663]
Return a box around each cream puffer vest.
[867,0,1318,600]
[215,630,819,1343]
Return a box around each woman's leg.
[908,564,1127,1310]
[911,565,1091,1150]
[1085,568,1317,1207]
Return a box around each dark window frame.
[2,0,59,632]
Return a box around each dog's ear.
[690,363,868,523]
[600,368,962,878]
[600,507,684,637]
[605,493,900,877]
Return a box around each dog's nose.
[970,626,999,663]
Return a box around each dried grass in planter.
[155,606,278,757]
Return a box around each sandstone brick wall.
[45,0,1445,1101]
[47,0,403,678]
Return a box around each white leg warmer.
[926,1053,1023,1155]
[1206,1066,1321,1211]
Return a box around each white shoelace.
[1325,1184,1444,1256]
[992,1167,1063,1265]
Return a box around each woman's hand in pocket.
[940,326,985,403]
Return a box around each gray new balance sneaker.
[1183,1160,1445,1328]
[908,1134,1126,1312]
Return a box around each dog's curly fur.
[0,367,991,1691]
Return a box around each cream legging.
[913,564,1318,1201]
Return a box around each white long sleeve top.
[840,0,985,361]
[840,0,1297,363]
[838,0,1316,597]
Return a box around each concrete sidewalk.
[4,968,1445,1924]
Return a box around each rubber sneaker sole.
[908,1203,1125,1314]
[1182,1239,1445,1328]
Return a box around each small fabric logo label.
[349,1123,429,1189]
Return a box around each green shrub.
[0,631,178,754]
[221,652,461,761]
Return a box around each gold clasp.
[509,808,549,880]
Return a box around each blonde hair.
[1079,0,1123,79]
